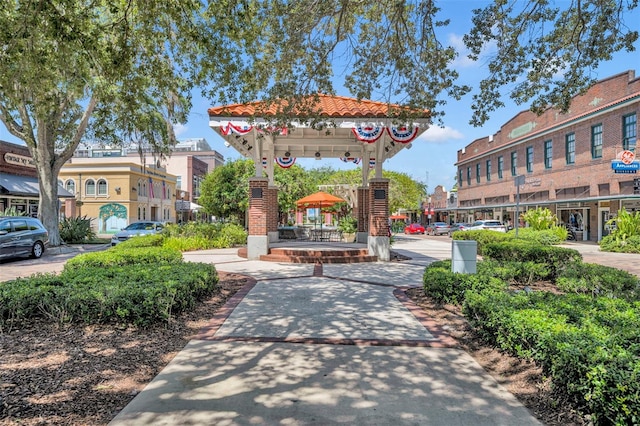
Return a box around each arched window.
[97,179,107,196]
[137,180,142,194]
[138,206,141,220]
[65,179,75,195]
[85,179,96,196]
[142,182,147,197]
[142,207,146,220]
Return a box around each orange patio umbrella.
[296,191,346,209]
[389,214,408,220]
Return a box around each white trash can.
[451,240,477,274]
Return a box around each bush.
[59,216,96,243]
[599,234,640,253]
[557,262,640,300]
[63,246,183,271]
[113,234,165,249]
[482,240,581,279]
[162,222,247,249]
[0,263,218,327]
[506,226,567,244]
[422,260,507,305]
[521,207,558,231]
[451,230,513,254]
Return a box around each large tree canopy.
[0,0,636,244]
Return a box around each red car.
[404,223,425,234]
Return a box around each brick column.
[356,187,369,243]
[267,186,279,242]
[368,178,390,261]
[247,178,269,259]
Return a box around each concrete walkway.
[108,237,542,425]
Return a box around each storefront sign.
[4,153,36,168]
[611,160,639,173]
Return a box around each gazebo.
[208,94,430,261]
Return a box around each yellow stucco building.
[59,158,178,235]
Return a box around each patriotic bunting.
[369,158,376,169]
[275,157,296,168]
[220,122,253,136]
[386,126,419,143]
[352,124,383,143]
[340,157,361,164]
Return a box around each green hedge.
[451,230,513,254]
[482,240,582,279]
[599,234,640,253]
[0,263,218,327]
[63,246,183,271]
[422,260,507,304]
[463,289,640,425]
[557,262,640,300]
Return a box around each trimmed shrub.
[1,263,219,327]
[451,230,513,255]
[63,246,183,271]
[557,262,640,300]
[482,240,581,279]
[506,226,567,244]
[112,234,165,249]
[423,260,507,305]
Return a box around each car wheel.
[31,241,45,259]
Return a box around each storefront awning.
[0,173,74,198]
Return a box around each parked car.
[466,220,507,232]
[404,223,425,235]
[425,221,451,236]
[0,216,49,260]
[111,221,164,246]
[448,222,472,236]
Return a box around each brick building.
[454,70,640,242]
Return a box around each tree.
[273,164,316,224]
[0,1,203,244]
[199,159,254,224]
[465,0,639,126]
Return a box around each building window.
[476,163,481,183]
[591,124,603,158]
[544,140,552,169]
[466,167,471,186]
[458,169,463,187]
[566,133,575,164]
[498,156,504,179]
[176,176,182,190]
[65,179,75,195]
[137,180,142,194]
[138,206,141,220]
[486,159,492,182]
[526,146,534,173]
[97,179,107,196]
[623,113,637,152]
[85,179,96,196]
[510,151,517,176]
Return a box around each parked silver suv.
[466,220,507,232]
[0,216,49,260]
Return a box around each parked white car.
[466,220,507,232]
[111,221,164,246]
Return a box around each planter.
[342,232,356,243]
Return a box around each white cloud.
[174,123,188,137]
[420,125,464,143]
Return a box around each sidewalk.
[108,238,542,425]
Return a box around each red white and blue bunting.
[369,158,376,169]
[386,126,419,144]
[220,122,253,136]
[275,157,296,168]
[340,157,361,164]
[262,157,268,168]
[352,125,383,143]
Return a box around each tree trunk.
[37,163,62,246]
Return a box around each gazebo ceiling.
[208,94,431,162]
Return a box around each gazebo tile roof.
[208,94,430,119]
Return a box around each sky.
[2,1,639,193]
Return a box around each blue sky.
[2,2,639,193]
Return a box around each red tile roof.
[208,94,430,118]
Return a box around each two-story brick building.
[455,70,640,241]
